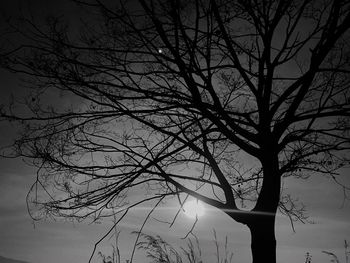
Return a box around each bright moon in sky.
[183,200,205,218]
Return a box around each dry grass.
[98,230,234,263]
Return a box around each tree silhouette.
[1,1,350,263]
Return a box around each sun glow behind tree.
[183,199,205,219]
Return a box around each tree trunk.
[247,153,280,263]
[248,213,277,263]
[226,154,280,263]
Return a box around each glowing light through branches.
[183,200,205,219]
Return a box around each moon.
[183,200,205,219]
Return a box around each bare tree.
[1,1,350,263]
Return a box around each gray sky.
[0,1,350,263]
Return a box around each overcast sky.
[0,1,350,263]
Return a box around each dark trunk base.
[248,214,277,263]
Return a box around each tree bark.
[247,153,280,263]
[248,213,277,263]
